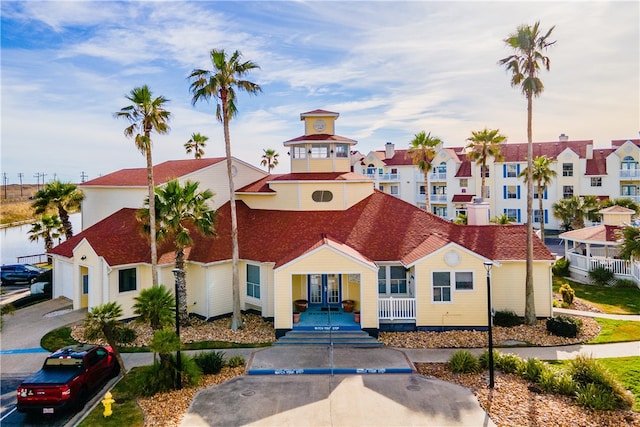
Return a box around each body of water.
[1,213,81,265]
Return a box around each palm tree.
[453,213,467,225]
[139,179,216,326]
[114,85,171,287]
[189,48,261,330]
[31,180,83,239]
[465,128,506,199]
[552,195,599,231]
[520,156,557,241]
[407,131,442,213]
[260,148,279,172]
[133,285,176,330]
[185,132,208,159]
[28,214,63,251]
[499,21,556,326]
[618,226,640,261]
[84,302,128,375]
[599,198,640,216]
[490,213,512,225]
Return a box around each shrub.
[226,355,245,368]
[546,316,582,338]
[495,353,523,374]
[519,358,546,382]
[129,364,173,397]
[569,355,635,410]
[478,349,500,370]
[173,353,202,387]
[552,257,570,277]
[493,310,523,327]
[588,265,615,286]
[555,372,577,396]
[115,326,137,345]
[538,367,558,393]
[449,350,480,374]
[559,282,575,305]
[194,350,225,374]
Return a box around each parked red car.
[17,344,120,414]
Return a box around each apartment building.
[353,136,640,231]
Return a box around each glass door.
[308,274,341,307]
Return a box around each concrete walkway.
[554,307,640,321]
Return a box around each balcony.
[378,297,416,320]
[366,172,399,182]
[428,172,447,182]
[620,169,640,179]
[620,194,640,203]
[430,194,448,203]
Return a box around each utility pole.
[18,172,24,196]
[80,171,88,183]
[41,173,47,187]
[34,173,41,190]
[2,173,7,199]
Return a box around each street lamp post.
[172,268,182,390]
[483,261,495,389]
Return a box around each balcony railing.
[429,172,447,181]
[620,169,640,179]
[566,252,631,276]
[378,297,416,320]
[430,194,447,203]
[365,173,399,182]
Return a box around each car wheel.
[110,362,121,378]
[73,387,88,411]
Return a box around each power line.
[80,171,88,183]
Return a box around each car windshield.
[24,265,41,272]
[44,357,84,368]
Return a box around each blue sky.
[1,1,639,183]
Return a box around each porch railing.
[567,252,631,276]
[378,297,416,320]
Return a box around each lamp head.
[483,261,493,272]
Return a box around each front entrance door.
[308,274,341,308]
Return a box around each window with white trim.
[246,264,260,299]
[312,190,333,202]
[563,185,574,199]
[505,164,518,178]
[432,271,474,303]
[533,209,548,224]
[390,185,399,195]
[505,208,520,222]
[310,144,330,158]
[562,163,573,177]
[292,146,306,159]
[378,266,407,295]
[118,268,136,293]
[335,144,348,158]
[591,177,602,187]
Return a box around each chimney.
[466,197,490,226]
[559,133,569,142]
[586,143,593,160]
[385,142,395,159]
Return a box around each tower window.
[312,190,333,202]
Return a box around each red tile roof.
[300,109,339,118]
[372,149,417,166]
[499,140,593,162]
[455,160,472,177]
[236,173,370,193]
[51,191,554,268]
[81,158,225,187]
[284,134,357,144]
[558,225,622,244]
[585,149,614,176]
[611,138,640,148]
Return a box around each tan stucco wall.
[413,247,552,327]
[274,247,376,330]
[81,187,147,229]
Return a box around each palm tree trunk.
[424,172,430,213]
[175,248,189,326]
[57,205,73,239]
[524,93,536,325]
[103,328,127,376]
[221,96,242,331]
[145,137,159,287]
[480,160,487,200]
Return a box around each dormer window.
[311,144,330,158]
[335,144,348,158]
[292,146,307,159]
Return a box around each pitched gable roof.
[81,158,226,187]
[236,172,371,193]
[585,149,614,176]
[53,190,554,268]
[499,140,593,162]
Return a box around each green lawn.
[589,318,640,344]
[553,276,640,314]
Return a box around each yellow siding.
[308,159,335,172]
[291,158,308,173]
[185,264,207,317]
[81,187,146,229]
[492,261,552,318]
[207,263,233,317]
[304,118,335,135]
[274,247,376,329]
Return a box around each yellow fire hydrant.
[102,391,115,417]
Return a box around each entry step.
[274,330,382,347]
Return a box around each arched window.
[622,156,637,170]
[312,190,333,202]
[437,162,447,173]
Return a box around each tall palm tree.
[184,132,208,159]
[407,131,442,213]
[84,302,128,375]
[32,180,83,239]
[520,156,557,241]
[114,85,171,287]
[465,128,506,199]
[499,21,556,326]
[618,225,640,261]
[260,148,279,172]
[28,214,63,251]
[552,195,599,231]
[133,285,176,330]
[139,179,216,326]
[189,48,261,330]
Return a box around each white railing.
[378,297,416,320]
[620,169,640,178]
[632,262,640,283]
[620,194,640,203]
[588,247,620,258]
[430,194,447,203]
[366,173,399,182]
[429,172,447,181]
[567,252,631,276]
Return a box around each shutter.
[516,164,521,175]
[517,210,521,222]
[544,188,548,199]
[503,186,507,199]
[544,210,548,224]
[503,164,507,178]
[517,186,521,199]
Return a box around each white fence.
[567,252,632,277]
[378,297,416,320]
